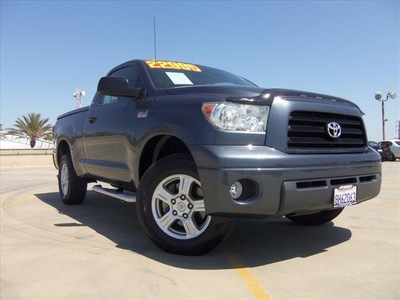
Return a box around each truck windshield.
[144,60,257,89]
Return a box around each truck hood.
[166,85,265,98]
[165,85,360,110]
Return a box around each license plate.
[333,185,357,208]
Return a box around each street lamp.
[374,91,397,140]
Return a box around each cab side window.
[102,95,118,105]
[111,65,142,88]
[99,64,142,105]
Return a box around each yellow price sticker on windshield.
[145,60,202,72]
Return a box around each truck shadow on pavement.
[35,191,352,270]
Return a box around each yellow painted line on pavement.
[0,194,35,211]
[223,248,271,300]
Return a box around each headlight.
[202,102,269,132]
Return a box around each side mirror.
[97,77,141,98]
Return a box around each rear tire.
[286,208,344,226]
[58,153,87,205]
[136,154,232,255]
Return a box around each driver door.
[84,64,142,183]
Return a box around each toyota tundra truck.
[52,59,382,255]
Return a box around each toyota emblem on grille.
[327,122,341,138]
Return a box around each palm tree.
[7,113,52,148]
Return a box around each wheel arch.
[55,139,88,178]
[139,135,194,180]
[56,139,71,166]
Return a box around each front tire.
[58,153,87,205]
[286,208,344,226]
[136,154,232,255]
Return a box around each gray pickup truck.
[53,59,381,255]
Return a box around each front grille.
[287,111,367,151]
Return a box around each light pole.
[374,91,397,140]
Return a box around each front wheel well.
[139,135,193,180]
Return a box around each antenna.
[153,16,157,61]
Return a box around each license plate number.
[333,185,357,208]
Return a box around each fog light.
[229,181,243,200]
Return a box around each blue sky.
[1,0,399,141]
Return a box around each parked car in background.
[379,140,400,161]
[369,141,393,161]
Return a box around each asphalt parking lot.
[1,162,399,300]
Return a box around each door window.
[99,64,142,105]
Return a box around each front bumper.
[190,145,382,218]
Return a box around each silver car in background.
[379,140,400,161]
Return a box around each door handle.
[88,115,97,123]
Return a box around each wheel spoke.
[157,212,176,231]
[191,199,206,212]
[182,218,201,238]
[178,175,192,196]
[154,187,173,205]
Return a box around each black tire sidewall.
[58,154,87,205]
